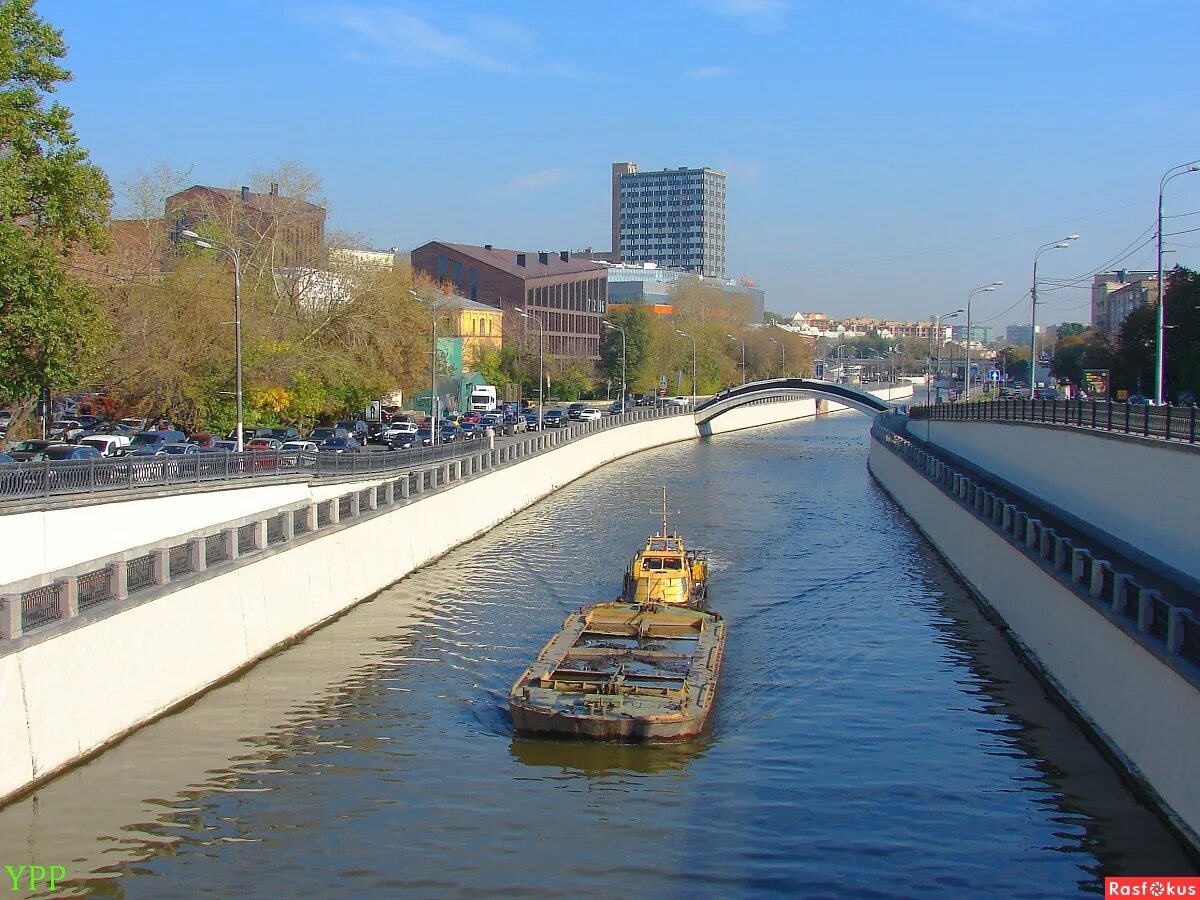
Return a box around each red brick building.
[165,184,326,266]
[410,241,609,359]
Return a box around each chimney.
[560,250,569,262]
[270,182,280,197]
[516,253,526,267]
[485,244,493,251]
[538,251,549,265]
[240,185,250,202]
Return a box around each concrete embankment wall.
[868,434,1200,842]
[0,480,313,585]
[918,421,1200,591]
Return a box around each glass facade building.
[614,164,726,278]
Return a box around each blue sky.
[43,0,1200,326]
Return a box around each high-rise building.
[1091,271,1159,334]
[612,162,726,278]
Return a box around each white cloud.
[333,5,522,73]
[698,0,792,31]
[493,169,567,196]
[924,0,1048,30]
[685,66,731,79]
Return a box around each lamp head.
[180,229,200,241]
[1065,234,1080,241]
[676,330,689,337]
[193,239,214,250]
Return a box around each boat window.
[644,558,663,570]
[650,540,670,551]
[664,558,683,569]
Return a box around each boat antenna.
[662,486,668,538]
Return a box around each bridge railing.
[910,398,1200,445]
[871,418,1200,679]
[0,405,689,503]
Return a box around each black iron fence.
[0,406,688,503]
[910,398,1200,444]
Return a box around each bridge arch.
[693,378,898,429]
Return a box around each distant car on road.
[543,409,568,428]
[387,433,418,451]
[670,396,691,407]
[577,408,601,421]
[567,403,587,420]
[415,427,434,446]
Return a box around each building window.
[437,256,447,280]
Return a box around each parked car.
[268,427,301,441]
[479,413,505,430]
[116,417,148,433]
[320,436,360,453]
[128,430,188,455]
[522,411,543,431]
[567,403,587,420]
[187,433,221,449]
[159,442,198,456]
[246,437,284,451]
[543,409,569,428]
[7,440,58,461]
[438,424,460,443]
[281,440,319,453]
[504,413,529,433]
[1032,388,1059,401]
[309,426,350,442]
[459,422,483,440]
[0,453,13,464]
[35,444,102,461]
[632,394,653,407]
[461,411,483,425]
[78,434,131,457]
[337,419,369,441]
[577,407,602,421]
[382,421,418,441]
[387,432,418,451]
[209,440,237,452]
[415,427,434,446]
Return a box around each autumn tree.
[0,0,112,432]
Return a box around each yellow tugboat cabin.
[623,490,709,607]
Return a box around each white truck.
[469,385,498,412]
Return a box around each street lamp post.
[1156,160,1200,405]
[409,290,439,446]
[182,230,244,452]
[675,330,697,406]
[932,309,963,403]
[1031,235,1079,395]
[515,307,544,428]
[769,337,785,378]
[726,333,745,385]
[964,282,1002,400]
[602,320,626,409]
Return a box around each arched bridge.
[694,378,898,427]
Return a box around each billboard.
[1083,369,1110,399]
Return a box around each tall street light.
[1031,235,1079,394]
[675,330,697,406]
[964,281,1002,400]
[933,309,963,403]
[1156,160,1200,405]
[769,336,785,378]
[182,230,244,452]
[409,289,439,446]
[602,320,626,409]
[514,307,545,428]
[726,333,745,384]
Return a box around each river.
[0,412,1193,897]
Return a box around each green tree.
[0,0,112,424]
[600,307,651,394]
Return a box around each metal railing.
[0,406,689,503]
[872,419,1200,673]
[910,398,1200,445]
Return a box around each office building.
[950,324,994,344]
[612,162,726,278]
[605,263,764,321]
[410,242,608,360]
[1005,324,1041,345]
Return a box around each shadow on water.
[509,736,714,777]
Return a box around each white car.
[78,434,132,457]
[382,421,418,440]
[577,408,602,421]
[670,396,691,407]
[282,440,319,453]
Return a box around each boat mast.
[662,487,668,537]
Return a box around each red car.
[461,411,483,424]
[188,433,219,449]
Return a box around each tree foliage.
[0,0,112,413]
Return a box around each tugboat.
[622,489,709,608]
[508,600,725,741]
[509,491,723,742]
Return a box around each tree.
[599,306,651,393]
[0,0,112,427]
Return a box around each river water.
[0,412,1193,897]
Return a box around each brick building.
[165,184,326,266]
[410,241,608,359]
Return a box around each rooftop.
[418,241,608,279]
